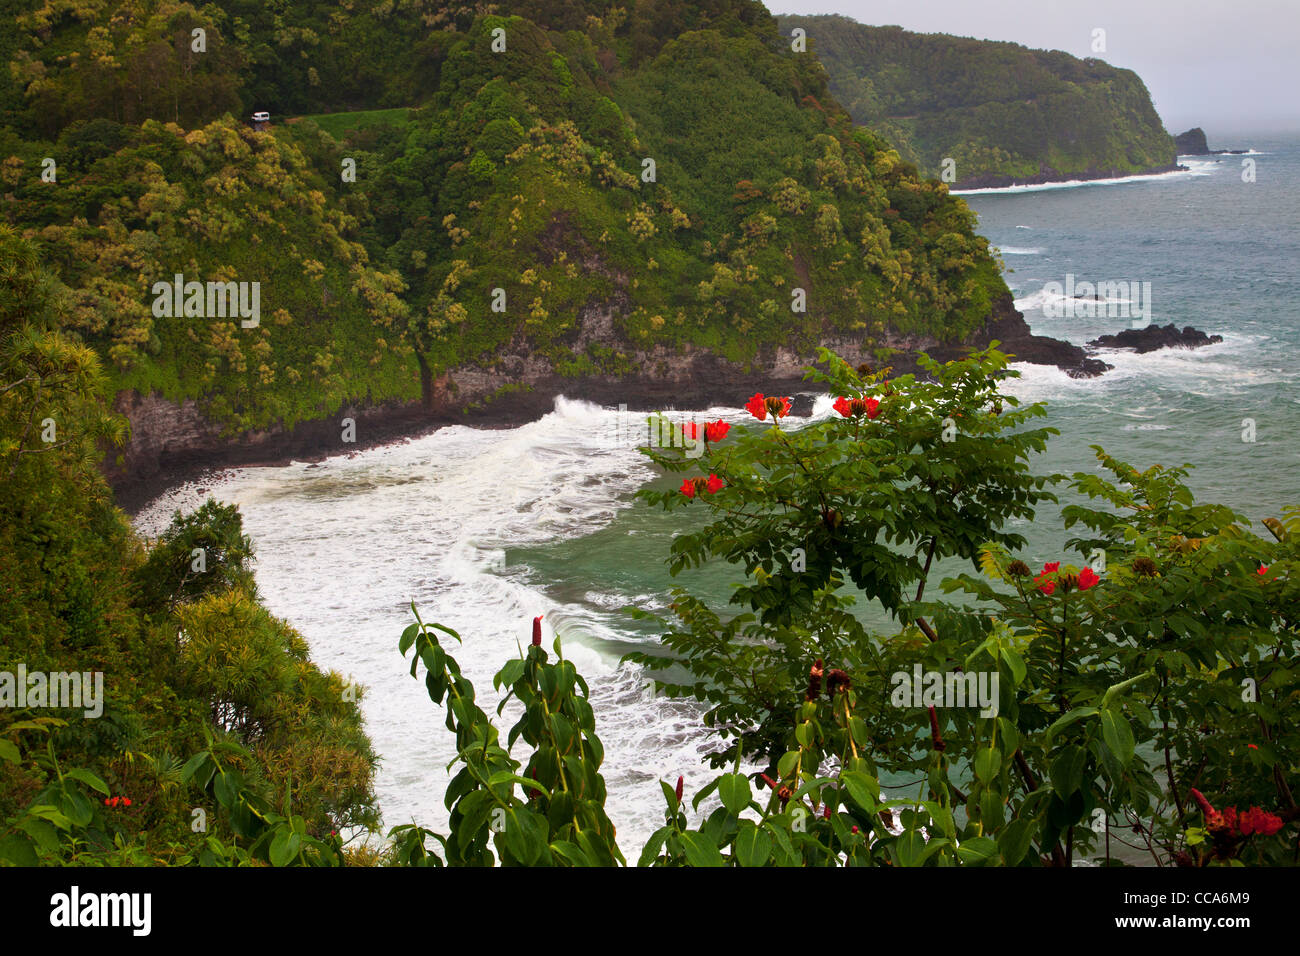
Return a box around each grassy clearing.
[293,107,412,138]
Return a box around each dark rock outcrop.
[941,297,1113,377]
[1174,127,1247,156]
[1087,324,1224,354]
[1175,128,1210,155]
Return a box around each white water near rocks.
[136,398,771,851]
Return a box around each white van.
[251,111,270,123]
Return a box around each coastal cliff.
[107,292,1109,510]
[778,14,1179,189]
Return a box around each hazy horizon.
[771,1,1300,140]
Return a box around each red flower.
[1190,788,1217,822]
[705,420,730,443]
[745,393,768,421]
[674,775,684,804]
[122,797,131,807]
[104,798,112,807]
[1239,807,1284,837]
[851,825,859,834]
[1257,565,1269,576]
[1078,567,1100,590]
[1248,743,1258,750]
[532,615,543,647]
[1034,561,1060,595]
[833,396,881,419]
[823,805,832,819]
[680,478,696,499]
[706,473,724,494]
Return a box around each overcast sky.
[770,0,1300,139]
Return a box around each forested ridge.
[778,14,1178,187]
[2,0,1005,438]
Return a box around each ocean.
[136,134,1300,855]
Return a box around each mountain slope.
[4,0,1009,469]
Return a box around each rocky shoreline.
[107,294,1222,515]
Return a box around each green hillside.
[778,14,1177,187]
[2,0,1005,436]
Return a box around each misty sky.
[770,0,1300,138]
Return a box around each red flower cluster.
[832,396,881,419]
[680,474,725,498]
[532,615,543,647]
[745,393,791,421]
[1189,788,1284,859]
[681,420,731,444]
[1034,561,1100,595]
[104,796,131,808]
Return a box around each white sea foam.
[953,159,1219,196]
[134,397,742,853]
[996,246,1042,255]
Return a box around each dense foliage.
[0,228,378,864]
[778,15,1177,186]
[2,0,1005,434]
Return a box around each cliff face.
[107,293,1099,511]
[778,15,1178,189]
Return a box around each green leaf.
[1100,671,1153,708]
[502,808,548,866]
[0,739,19,764]
[1049,746,1088,798]
[998,818,1035,866]
[1044,706,1098,745]
[733,823,772,867]
[549,840,591,867]
[269,829,301,866]
[64,767,110,796]
[679,831,726,867]
[0,834,38,866]
[974,747,1002,783]
[840,770,879,811]
[955,835,999,865]
[1000,645,1027,687]
[1100,706,1135,767]
[718,773,751,815]
[637,826,671,867]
